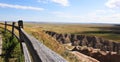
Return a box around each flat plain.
[24,23,120,42]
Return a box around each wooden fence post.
[18,20,24,53]
[18,20,23,28]
[12,22,15,37]
[18,20,24,41]
[4,21,7,33]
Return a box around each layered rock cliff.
[45,31,120,54]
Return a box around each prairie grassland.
[24,23,120,42]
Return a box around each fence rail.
[0,20,67,62]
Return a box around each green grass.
[0,29,24,62]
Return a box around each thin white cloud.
[51,0,69,6]
[105,0,120,8]
[0,3,44,11]
[37,0,69,7]
[51,9,120,23]
[88,9,115,17]
[85,9,120,23]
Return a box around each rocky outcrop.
[45,31,120,54]
[71,51,100,62]
[72,46,120,62]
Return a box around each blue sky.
[0,0,120,23]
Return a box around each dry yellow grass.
[24,23,120,42]
[24,23,99,33]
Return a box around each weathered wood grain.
[22,42,32,62]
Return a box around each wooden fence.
[0,20,67,62]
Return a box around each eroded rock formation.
[72,46,120,62]
[45,31,120,54]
